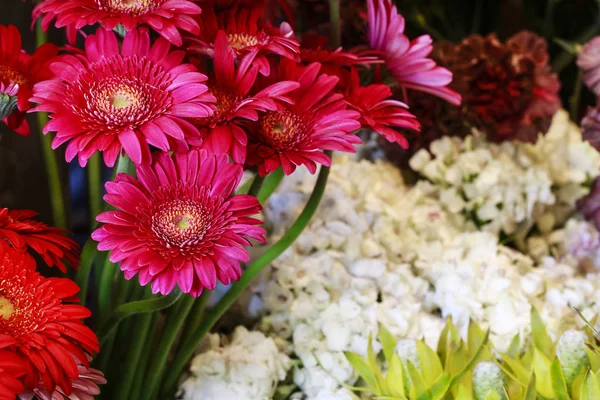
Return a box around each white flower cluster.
[409,110,600,236]
[179,327,292,400]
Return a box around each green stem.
[115,312,155,400]
[248,174,265,197]
[174,290,211,355]
[141,295,196,400]
[161,156,332,397]
[97,288,182,346]
[36,24,67,230]
[257,168,284,204]
[76,239,98,306]
[328,0,341,48]
[96,331,117,379]
[570,70,584,121]
[88,153,103,225]
[97,255,119,322]
[129,312,159,400]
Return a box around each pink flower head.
[366,0,461,105]
[245,60,362,176]
[92,149,266,297]
[33,0,202,46]
[185,0,300,76]
[578,36,600,97]
[31,28,215,167]
[345,70,420,148]
[189,31,299,164]
[19,365,106,400]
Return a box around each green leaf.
[345,351,378,392]
[429,372,451,400]
[468,321,486,354]
[506,334,521,359]
[455,384,471,400]
[587,347,600,372]
[553,38,580,55]
[531,307,554,359]
[523,373,537,400]
[576,307,600,337]
[417,340,443,386]
[379,325,398,364]
[368,334,386,394]
[551,357,570,400]
[580,370,600,400]
[483,391,502,400]
[386,354,406,398]
[407,361,428,400]
[533,349,554,398]
[449,330,490,388]
[437,319,451,367]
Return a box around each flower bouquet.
[3,0,600,399]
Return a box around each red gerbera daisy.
[366,0,461,105]
[33,0,201,46]
[245,60,362,176]
[186,0,300,76]
[0,246,99,395]
[345,70,420,148]
[31,28,215,167]
[0,208,79,273]
[0,336,26,400]
[0,24,57,136]
[189,31,299,163]
[91,149,266,297]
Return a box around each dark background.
[1,0,599,228]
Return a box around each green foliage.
[344,309,600,399]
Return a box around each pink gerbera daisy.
[31,28,215,167]
[189,31,299,164]
[245,60,362,176]
[345,70,420,148]
[20,364,106,400]
[366,0,461,105]
[186,0,300,76]
[33,0,202,46]
[91,149,266,297]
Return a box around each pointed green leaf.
[483,391,502,400]
[580,370,600,400]
[417,340,443,386]
[455,384,471,400]
[437,319,452,366]
[449,330,490,388]
[531,307,554,358]
[386,354,406,398]
[533,349,554,398]
[406,361,428,400]
[588,347,600,372]
[379,325,398,364]
[344,351,378,392]
[551,357,570,400]
[468,321,486,354]
[429,372,451,400]
[523,373,537,400]
[368,334,386,394]
[507,333,521,359]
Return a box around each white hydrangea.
[179,327,292,400]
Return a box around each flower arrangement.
[3,0,600,400]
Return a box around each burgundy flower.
[582,106,600,151]
[31,28,215,167]
[578,36,600,97]
[578,177,600,231]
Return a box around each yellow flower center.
[227,33,260,51]
[0,296,15,319]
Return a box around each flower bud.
[472,361,507,400]
[556,329,589,387]
[0,92,17,120]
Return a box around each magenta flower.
[92,149,266,297]
[31,28,215,167]
[578,36,600,97]
[366,0,461,105]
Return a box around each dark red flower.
[0,24,57,136]
[33,0,202,46]
[188,31,299,163]
[0,246,99,395]
[31,28,214,167]
[185,0,300,75]
[245,60,362,176]
[0,336,26,400]
[0,208,79,273]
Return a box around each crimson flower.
[31,28,214,167]
[0,246,99,395]
[0,336,26,400]
[345,70,419,148]
[92,149,266,297]
[245,60,362,176]
[186,0,300,75]
[33,0,201,46]
[0,24,57,136]
[366,0,461,105]
[189,31,299,163]
[0,208,79,272]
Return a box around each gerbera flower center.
[258,110,307,151]
[192,86,239,127]
[96,0,162,15]
[227,33,260,51]
[152,199,211,248]
[0,296,14,319]
[0,65,27,87]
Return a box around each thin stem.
[248,174,265,198]
[129,312,159,400]
[141,295,196,400]
[115,312,155,400]
[570,70,584,121]
[174,290,211,355]
[97,254,118,323]
[36,23,67,230]
[328,0,341,48]
[76,239,98,306]
[97,288,182,346]
[88,153,103,226]
[258,167,284,204]
[161,156,332,397]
